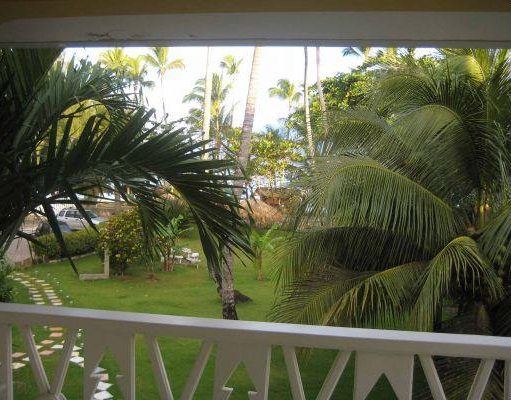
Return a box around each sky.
[65,46,364,131]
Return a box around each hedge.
[33,229,99,260]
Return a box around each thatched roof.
[241,199,284,228]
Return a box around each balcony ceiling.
[0,0,510,47]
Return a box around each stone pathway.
[9,272,115,399]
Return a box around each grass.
[9,228,399,399]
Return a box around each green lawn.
[10,228,400,399]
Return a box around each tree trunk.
[220,46,263,320]
[304,47,314,158]
[161,75,167,122]
[256,253,263,281]
[202,47,213,158]
[221,249,238,320]
[316,46,328,136]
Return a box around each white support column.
[467,359,495,400]
[180,340,213,400]
[49,329,78,398]
[316,351,351,400]
[21,326,51,395]
[505,360,511,400]
[0,324,13,400]
[418,355,446,400]
[146,336,174,400]
[282,346,306,400]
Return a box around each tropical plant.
[0,256,14,303]
[273,49,511,398]
[157,214,191,272]
[99,48,130,78]
[125,56,154,105]
[250,225,280,281]
[220,55,243,77]
[97,209,145,275]
[268,78,301,114]
[144,47,185,121]
[184,73,233,152]
[303,47,314,158]
[0,48,251,279]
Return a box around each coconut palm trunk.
[304,47,314,158]
[202,47,213,155]
[220,46,263,320]
[316,47,328,136]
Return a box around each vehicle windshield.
[85,210,99,219]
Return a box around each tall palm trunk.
[304,47,314,158]
[160,76,167,122]
[220,46,263,320]
[202,47,213,157]
[316,46,328,136]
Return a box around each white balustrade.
[1,303,511,400]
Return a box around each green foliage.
[0,256,14,303]
[33,229,99,260]
[0,48,252,277]
[250,225,281,280]
[157,214,191,271]
[97,210,145,275]
[273,48,511,397]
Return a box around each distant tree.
[144,47,185,121]
[268,78,302,115]
[125,56,154,105]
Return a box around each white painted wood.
[354,352,414,400]
[84,330,135,400]
[180,340,213,400]
[505,360,511,400]
[1,304,511,398]
[283,346,306,400]
[316,351,351,400]
[0,325,13,400]
[50,329,78,397]
[145,336,174,400]
[213,342,271,400]
[0,11,510,47]
[104,248,109,278]
[418,355,446,400]
[21,326,51,394]
[467,359,495,400]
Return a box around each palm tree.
[99,48,129,78]
[220,55,243,77]
[303,47,314,158]
[273,49,511,397]
[316,47,328,135]
[0,48,251,278]
[125,56,154,105]
[144,47,185,121]
[183,73,233,152]
[342,46,372,62]
[220,46,263,320]
[268,79,302,114]
[202,47,213,152]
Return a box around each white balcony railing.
[1,303,511,400]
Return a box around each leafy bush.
[33,229,99,260]
[0,257,14,303]
[97,209,145,275]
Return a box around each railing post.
[0,324,13,400]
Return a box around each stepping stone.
[39,350,54,356]
[73,346,81,351]
[35,302,45,305]
[49,327,63,331]
[36,345,42,350]
[72,351,80,357]
[94,367,106,374]
[41,340,54,345]
[70,356,84,364]
[11,352,25,358]
[94,391,113,400]
[22,357,29,362]
[52,303,63,306]
[47,295,58,299]
[35,280,45,283]
[50,333,63,338]
[97,374,109,382]
[51,344,64,350]
[12,362,25,370]
[96,382,112,391]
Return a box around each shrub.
[33,229,99,260]
[0,256,14,303]
[97,209,145,275]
